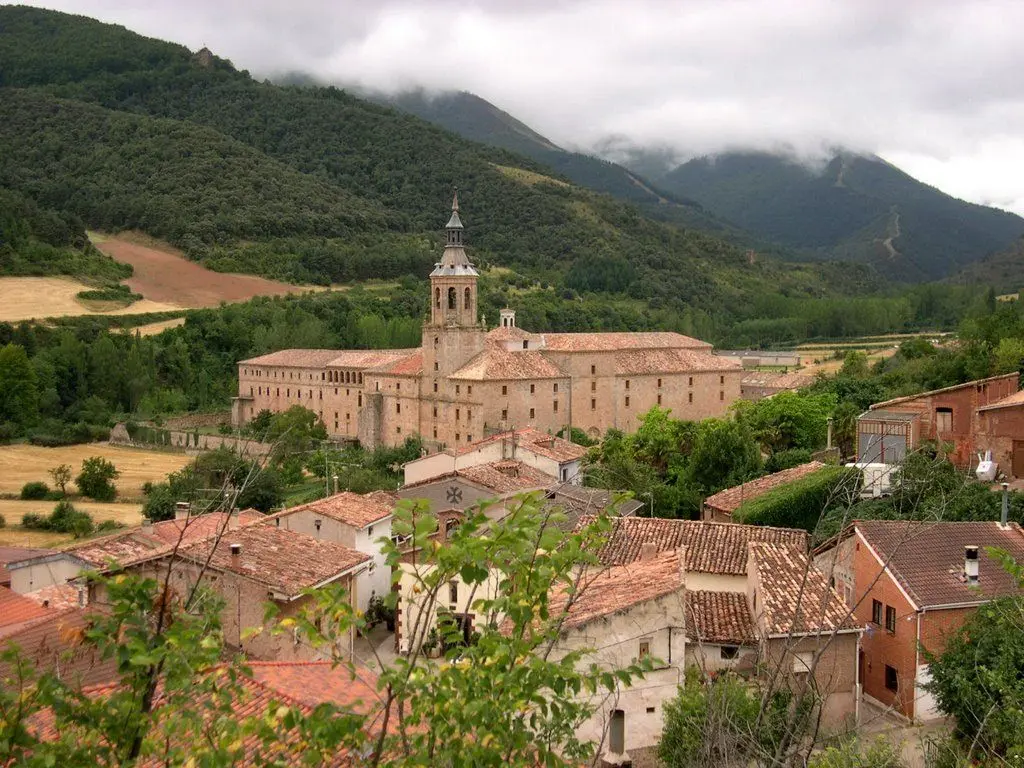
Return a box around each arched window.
[464,287,472,310]
[435,287,441,308]
[448,287,457,310]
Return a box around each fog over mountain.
[22,0,1024,214]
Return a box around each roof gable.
[272,491,393,529]
[703,462,827,514]
[750,543,855,635]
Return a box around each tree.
[265,405,328,464]
[48,463,72,496]
[76,456,119,501]
[0,342,38,428]
[686,419,762,496]
[808,738,905,768]
[925,552,1024,762]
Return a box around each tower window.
[448,287,457,310]
[591,398,596,410]
[720,391,724,401]
[467,408,472,420]
[456,408,460,420]
[435,288,440,308]
[396,403,401,414]
[591,381,596,392]
[657,394,662,405]
[502,385,508,396]
[456,385,460,394]
[433,427,438,438]
[553,383,558,393]
[433,406,438,417]
[720,375,725,385]
[433,381,438,393]
[464,287,471,309]
[625,396,630,407]
[358,393,362,406]
[625,380,630,390]
[468,385,472,395]
[396,382,401,391]
[434,362,439,371]
[591,365,596,375]
[658,378,662,388]
[553,400,558,412]
[502,409,508,420]
[530,384,535,394]
[529,408,535,419]
[689,392,693,403]
[689,376,694,386]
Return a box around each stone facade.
[234,196,742,450]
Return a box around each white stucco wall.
[355,519,393,612]
[685,572,747,593]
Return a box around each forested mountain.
[0,5,875,324]
[954,237,1024,290]
[656,151,1024,282]
[363,87,729,232]
[0,187,130,283]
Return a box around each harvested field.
[116,317,187,336]
[93,233,313,307]
[0,500,143,549]
[0,277,179,322]
[0,443,191,500]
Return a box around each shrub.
[21,512,48,530]
[733,465,861,533]
[764,448,813,473]
[76,457,120,501]
[0,422,16,444]
[48,500,94,537]
[0,514,5,528]
[809,737,906,767]
[20,481,50,500]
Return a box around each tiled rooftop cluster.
[269,490,394,529]
[686,590,756,645]
[750,543,855,635]
[404,459,554,495]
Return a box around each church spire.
[445,187,464,243]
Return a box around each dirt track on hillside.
[94,235,309,307]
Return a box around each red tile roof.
[552,550,684,630]
[741,371,817,390]
[271,491,394,530]
[486,325,533,343]
[0,585,53,631]
[750,543,855,635]
[686,590,756,645]
[369,350,423,376]
[455,427,587,463]
[978,389,1024,411]
[61,511,265,568]
[449,348,566,381]
[703,462,827,515]
[23,584,80,611]
[855,520,1024,608]
[404,460,554,495]
[615,348,741,375]
[169,524,370,597]
[240,348,418,369]
[25,663,382,766]
[539,331,712,352]
[0,608,118,689]
[579,516,807,574]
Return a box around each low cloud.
[26,0,1024,214]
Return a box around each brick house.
[91,524,369,662]
[856,373,1018,467]
[701,461,827,522]
[813,520,1024,721]
[977,389,1024,478]
[233,194,743,451]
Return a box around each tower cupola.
[430,189,479,327]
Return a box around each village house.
[233,194,742,451]
[701,461,827,522]
[89,523,370,662]
[402,427,588,486]
[0,546,53,589]
[813,519,1024,721]
[856,373,1018,468]
[5,510,264,595]
[263,490,395,612]
[976,388,1024,478]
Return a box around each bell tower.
[422,190,486,379]
[430,190,479,327]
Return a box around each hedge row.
[732,465,862,533]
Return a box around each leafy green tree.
[925,552,1024,762]
[76,456,119,501]
[235,466,284,513]
[265,405,328,464]
[735,390,836,453]
[809,738,905,768]
[686,419,762,496]
[0,342,38,428]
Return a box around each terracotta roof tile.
[168,525,371,597]
[368,350,423,376]
[552,550,685,630]
[0,585,53,631]
[686,590,756,645]
[0,609,119,689]
[240,349,350,368]
[25,663,383,766]
[271,491,394,530]
[750,543,855,635]
[741,371,817,390]
[486,325,533,343]
[540,332,712,352]
[449,348,566,381]
[855,520,1024,607]
[579,516,807,574]
[456,428,587,463]
[703,462,827,515]
[433,460,554,495]
[23,584,80,611]
[615,349,741,375]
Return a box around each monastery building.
[233,195,742,450]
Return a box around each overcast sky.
[27,0,1024,214]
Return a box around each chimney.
[1001,482,1010,527]
[174,501,191,520]
[964,545,979,584]
[230,543,242,563]
[228,509,240,531]
[639,541,659,561]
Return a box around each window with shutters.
[871,600,883,625]
[936,407,953,432]
[885,605,897,633]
